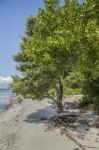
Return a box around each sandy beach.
[0,96,99,150]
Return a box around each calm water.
[0,89,14,112]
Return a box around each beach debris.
[44,112,99,150]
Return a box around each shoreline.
[0,92,16,113]
[0,96,99,150]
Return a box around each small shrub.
[48,88,56,96]
[72,88,82,95]
[79,96,93,108]
[64,88,82,96]
[89,103,94,111]
[93,96,99,111]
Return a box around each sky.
[0,0,82,88]
[0,76,12,89]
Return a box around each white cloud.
[0,77,12,89]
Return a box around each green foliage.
[79,75,99,111]
[63,71,84,88]
[10,0,82,99]
[82,76,99,111]
[77,0,99,111]
[64,88,82,96]
[79,96,93,108]
[79,95,99,111]
[63,70,84,95]
[48,88,57,96]
[72,88,82,95]
[93,97,99,111]
[10,0,99,111]
[25,15,36,37]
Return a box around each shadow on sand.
[24,106,56,124]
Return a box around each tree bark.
[56,77,63,113]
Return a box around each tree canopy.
[10,0,99,112]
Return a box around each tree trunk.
[56,77,63,113]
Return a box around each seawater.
[0,89,14,112]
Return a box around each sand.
[0,96,99,150]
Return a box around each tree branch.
[52,82,58,93]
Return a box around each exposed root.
[44,114,99,150]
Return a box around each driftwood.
[47,116,87,150]
[57,117,87,150]
[57,117,99,150]
[58,112,80,118]
[58,112,99,128]
[84,146,99,149]
[46,114,99,150]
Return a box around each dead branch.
[57,117,87,150]
[84,146,99,149]
[45,112,99,150]
[43,95,56,103]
